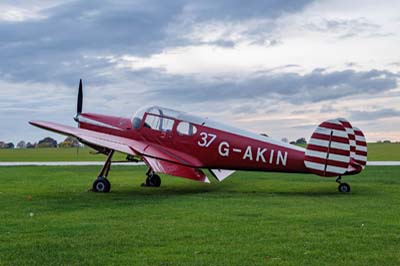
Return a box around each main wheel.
[146,174,161,187]
[92,177,111,193]
[338,183,350,193]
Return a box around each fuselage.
[77,107,309,174]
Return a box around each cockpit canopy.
[131,106,202,135]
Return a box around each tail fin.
[304,118,367,177]
[353,127,367,168]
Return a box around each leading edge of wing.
[29,120,146,156]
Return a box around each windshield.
[132,105,205,129]
[132,106,148,129]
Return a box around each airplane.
[30,80,367,193]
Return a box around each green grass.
[366,143,400,161]
[1,166,400,265]
[0,142,399,162]
[0,148,126,162]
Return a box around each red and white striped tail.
[354,127,367,169]
[304,118,367,177]
[337,118,356,160]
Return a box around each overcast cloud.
[0,0,399,143]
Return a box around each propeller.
[74,79,83,122]
[77,79,83,114]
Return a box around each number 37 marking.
[198,132,217,147]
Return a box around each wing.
[30,120,209,182]
[143,157,210,183]
[30,120,146,156]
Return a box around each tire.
[338,183,350,193]
[146,174,161,187]
[93,178,111,193]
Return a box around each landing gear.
[93,177,111,192]
[90,150,162,191]
[336,176,351,193]
[141,169,161,187]
[146,174,161,187]
[92,150,114,193]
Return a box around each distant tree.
[59,137,80,148]
[5,142,14,149]
[0,141,5,149]
[260,133,269,138]
[26,142,36,149]
[37,137,57,148]
[17,141,26,149]
[383,140,391,144]
[289,141,296,145]
[281,137,288,143]
[295,137,307,145]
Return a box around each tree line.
[0,137,82,149]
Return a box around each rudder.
[305,119,351,177]
[305,118,367,177]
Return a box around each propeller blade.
[77,79,83,115]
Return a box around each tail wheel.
[338,183,350,193]
[93,177,111,193]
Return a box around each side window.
[144,114,174,132]
[177,121,197,136]
[162,118,174,132]
[144,114,161,130]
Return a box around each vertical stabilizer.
[304,118,367,177]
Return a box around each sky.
[0,0,399,144]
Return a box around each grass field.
[0,147,126,162]
[0,142,399,162]
[1,165,400,265]
[364,143,400,161]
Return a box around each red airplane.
[30,80,367,193]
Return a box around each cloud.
[304,17,385,38]
[178,0,314,21]
[320,104,337,113]
[0,1,186,85]
[0,0,314,86]
[1,0,400,143]
[143,68,399,104]
[349,108,400,121]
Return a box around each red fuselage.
[78,112,309,174]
